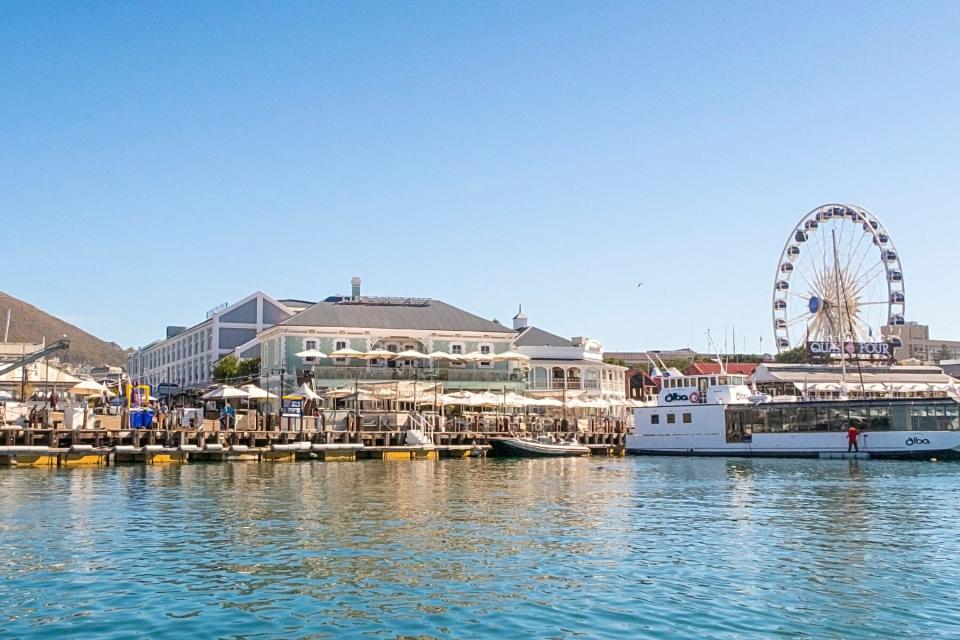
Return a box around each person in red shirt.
[847,423,860,452]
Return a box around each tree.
[212,355,239,383]
[933,344,954,364]
[212,355,261,383]
[774,346,807,364]
[237,357,261,379]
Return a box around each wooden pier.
[0,427,625,466]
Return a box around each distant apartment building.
[125,293,312,390]
[882,322,960,363]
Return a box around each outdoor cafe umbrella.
[294,348,328,359]
[361,349,396,360]
[70,379,109,396]
[534,397,564,407]
[328,347,365,359]
[239,383,277,400]
[393,349,429,359]
[427,351,461,361]
[201,385,250,400]
[492,350,531,363]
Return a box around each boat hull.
[489,438,591,458]
[626,447,960,460]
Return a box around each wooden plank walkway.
[0,427,625,466]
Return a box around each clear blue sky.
[2,1,958,354]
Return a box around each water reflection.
[1,458,960,638]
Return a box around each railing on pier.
[299,365,524,384]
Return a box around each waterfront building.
[625,368,659,402]
[513,310,627,405]
[226,279,628,409]
[752,363,958,399]
[126,292,308,391]
[882,322,960,364]
[0,361,80,396]
[127,278,628,411]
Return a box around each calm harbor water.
[2,457,960,639]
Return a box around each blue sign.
[281,398,303,417]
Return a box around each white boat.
[626,372,960,459]
[490,435,591,457]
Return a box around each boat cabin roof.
[661,374,748,389]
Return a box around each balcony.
[293,365,524,384]
[528,379,599,391]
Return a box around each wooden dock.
[0,428,625,466]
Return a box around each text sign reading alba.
[806,341,892,357]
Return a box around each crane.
[0,338,71,378]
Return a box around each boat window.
[710,377,717,386]
[667,414,676,424]
[719,376,729,385]
[683,413,692,424]
[867,406,890,431]
[650,414,659,424]
[730,400,960,435]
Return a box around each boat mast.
[706,329,727,375]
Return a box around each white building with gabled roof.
[126,291,302,390]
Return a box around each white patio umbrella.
[239,384,277,400]
[441,391,480,406]
[503,392,529,407]
[394,349,429,359]
[294,348,328,359]
[427,351,461,361]
[202,385,250,400]
[460,351,490,364]
[361,349,396,360]
[70,379,109,396]
[329,347,365,359]
[534,397,564,407]
[492,350,531,362]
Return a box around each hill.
[0,291,129,367]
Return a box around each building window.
[651,414,660,424]
[450,342,465,367]
[667,414,676,424]
[334,340,348,365]
[478,345,493,368]
[304,340,318,363]
[683,413,692,424]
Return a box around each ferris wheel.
[772,204,905,353]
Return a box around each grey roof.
[281,298,510,333]
[513,326,574,347]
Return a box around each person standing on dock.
[847,423,860,453]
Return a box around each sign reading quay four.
[806,341,893,357]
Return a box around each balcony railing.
[528,379,601,390]
[293,365,524,384]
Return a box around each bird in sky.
[637,282,644,287]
